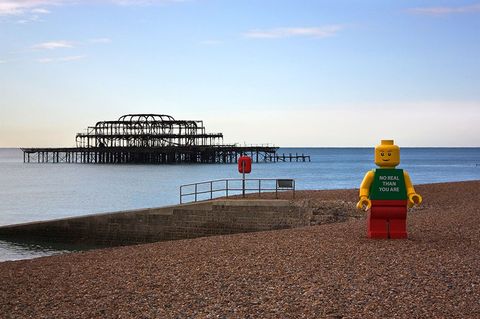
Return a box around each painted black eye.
[381,152,384,156]
[388,153,391,156]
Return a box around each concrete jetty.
[0,200,312,246]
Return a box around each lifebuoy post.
[238,156,252,197]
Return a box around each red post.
[238,156,252,197]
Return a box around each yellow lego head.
[374,140,400,168]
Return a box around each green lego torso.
[369,168,407,200]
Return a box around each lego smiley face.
[374,141,400,167]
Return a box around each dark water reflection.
[0,238,105,262]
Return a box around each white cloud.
[0,2,50,23]
[0,0,185,16]
[31,8,50,14]
[108,0,185,4]
[31,38,111,51]
[36,55,86,63]
[244,25,344,39]
[0,1,62,16]
[0,59,6,64]
[32,40,74,50]
[16,13,43,24]
[36,57,54,63]
[408,3,480,16]
[58,55,85,61]
[29,38,108,60]
[89,37,112,44]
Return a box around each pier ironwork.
[22,114,310,164]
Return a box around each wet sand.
[1,181,479,318]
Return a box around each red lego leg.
[389,205,408,239]
[389,219,407,239]
[369,200,408,239]
[368,210,388,239]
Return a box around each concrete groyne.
[0,200,312,246]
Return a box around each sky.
[0,0,479,147]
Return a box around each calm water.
[1,147,479,261]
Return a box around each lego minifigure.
[356,140,422,239]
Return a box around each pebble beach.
[1,180,479,318]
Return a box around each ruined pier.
[22,114,292,164]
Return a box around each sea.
[1,147,479,261]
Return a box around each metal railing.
[179,178,295,204]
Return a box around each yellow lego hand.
[408,193,422,207]
[356,196,371,211]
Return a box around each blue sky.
[1,0,479,147]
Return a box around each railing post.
[180,186,182,204]
[258,179,261,198]
[242,162,246,198]
[293,180,295,199]
[226,180,229,198]
[210,181,213,200]
[195,184,198,202]
[275,180,278,199]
